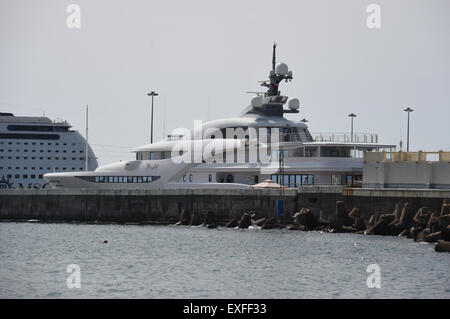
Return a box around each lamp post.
[85,104,88,171]
[404,107,413,152]
[277,148,285,224]
[348,113,356,142]
[147,91,159,143]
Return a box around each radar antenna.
[272,42,276,72]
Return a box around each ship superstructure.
[0,113,97,188]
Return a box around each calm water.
[0,222,449,299]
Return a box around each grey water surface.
[0,222,449,298]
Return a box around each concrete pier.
[298,186,450,220]
[0,187,449,223]
[344,188,450,218]
[0,188,298,223]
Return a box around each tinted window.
[7,125,68,132]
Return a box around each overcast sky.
[1,0,449,165]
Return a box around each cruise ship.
[44,45,395,189]
[0,113,98,189]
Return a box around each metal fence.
[311,133,379,143]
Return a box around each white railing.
[311,132,378,143]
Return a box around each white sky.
[1,0,449,165]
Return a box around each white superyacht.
[44,45,395,189]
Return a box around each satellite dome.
[251,96,263,108]
[276,63,289,76]
[287,98,300,110]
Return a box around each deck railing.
[257,132,379,143]
[311,133,379,143]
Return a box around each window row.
[94,176,158,183]
[0,141,74,146]
[271,174,315,188]
[0,156,84,160]
[0,149,83,153]
[0,133,60,140]
[1,166,83,170]
[6,174,44,179]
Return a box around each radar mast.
[260,43,293,96]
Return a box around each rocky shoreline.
[175,200,450,253]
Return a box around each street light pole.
[147,91,159,144]
[85,104,88,171]
[348,113,356,142]
[404,107,413,152]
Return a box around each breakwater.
[1,186,449,252]
[0,187,449,224]
[291,187,450,253]
[0,188,298,223]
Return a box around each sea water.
[0,222,449,298]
